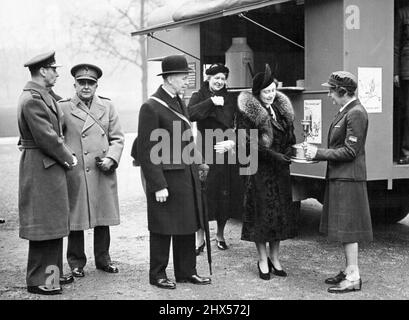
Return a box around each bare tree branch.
[69,0,165,101]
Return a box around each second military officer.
[59,63,125,278]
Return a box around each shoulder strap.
[78,104,109,139]
[150,96,192,127]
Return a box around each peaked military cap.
[24,51,62,69]
[71,63,103,81]
[322,71,357,90]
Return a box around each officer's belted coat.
[135,86,203,235]
[18,81,74,241]
[59,95,124,231]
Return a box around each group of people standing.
[136,55,373,294]
[17,50,372,296]
[18,51,124,295]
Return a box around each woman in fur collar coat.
[236,64,299,280]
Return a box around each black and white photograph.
[1,0,409,310]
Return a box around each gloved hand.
[198,164,210,182]
[211,96,224,106]
[273,152,291,164]
[214,140,235,154]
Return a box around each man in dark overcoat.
[305,71,372,294]
[59,64,124,277]
[136,55,211,289]
[18,51,78,295]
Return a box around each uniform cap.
[71,63,103,81]
[322,71,357,90]
[157,55,192,76]
[24,51,62,69]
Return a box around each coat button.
[86,168,90,172]
[102,133,106,137]
[82,134,86,138]
[84,151,89,155]
[103,149,107,153]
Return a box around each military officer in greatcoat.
[18,51,78,295]
[135,55,211,289]
[59,64,124,278]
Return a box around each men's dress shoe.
[60,274,74,285]
[176,274,211,285]
[27,285,62,295]
[71,267,85,277]
[328,278,362,294]
[216,240,228,250]
[195,241,205,256]
[325,271,346,285]
[149,278,176,290]
[267,258,287,277]
[398,157,409,165]
[97,264,119,273]
[258,262,270,280]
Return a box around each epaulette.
[30,90,42,100]
[58,98,71,103]
[98,95,111,101]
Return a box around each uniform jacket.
[394,5,409,79]
[136,86,203,235]
[18,81,74,241]
[315,99,368,181]
[59,94,124,230]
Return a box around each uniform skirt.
[320,180,373,243]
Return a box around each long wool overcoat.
[59,94,124,230]
[237,91,300,243]
[18,81,75,241]
[135,86,203,235]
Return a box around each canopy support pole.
[238,13,304,50]
[148,33,201,61]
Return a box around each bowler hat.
[252,64,277,95]
[24,51,62,69]
[322,71,357,89]
[157,55,192,76]
[71,63,103,81]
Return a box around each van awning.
[132,0,294,36]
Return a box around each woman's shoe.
[268,257,287,277]
[216,240,228,250]
[258,262,271,280]
[195,241,205,256]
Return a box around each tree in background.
[70,0,165,102]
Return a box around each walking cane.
[198,164,212,275]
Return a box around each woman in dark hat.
[236,64,299,280]
[188,63,244,254]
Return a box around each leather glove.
[198,164,210,182]
[273,152,291,164]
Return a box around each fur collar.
[237,90,294,128]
